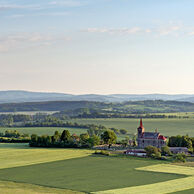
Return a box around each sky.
[1,0,194,94]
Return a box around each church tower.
[137,118,144,138]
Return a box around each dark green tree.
[60,130,71,142]
[101,130,117,146]
[161,146,172,156]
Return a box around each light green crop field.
[0,143,92,169]
[0,127,87,136]
[96,164,194,194]
[72,118,194,136]
[0,144,187,193]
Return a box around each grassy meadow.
[0,143,92,169]
[0,127,87,136]
[0,116,194,139]
[72,118,194,137]
[0,144,185,193]
[0,143,193,193]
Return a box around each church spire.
[140,118,143,128]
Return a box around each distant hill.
[0,99,194,113]
[0,90,194,103]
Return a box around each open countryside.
[1,0,194,193]
[1,117,194,137]
[71,118,194,137]
[0,143,191,194]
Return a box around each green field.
[0,143,193,193]
[0,144,185,193]
[0,127,87,136]
[0,143,92,169]
[72,118,194,136]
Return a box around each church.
[137,119,167,148]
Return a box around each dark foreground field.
[0,154,185,193]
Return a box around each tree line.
[30,129,117,148]
[168,135,194,152]
[0,130,30,143]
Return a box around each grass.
[0,154,185,193]
[173,188,194,193]
[0,143,92,169]
[0,180,83,194]
[96,164,194,194]
[72,118,194,136]
[0,127,87,136]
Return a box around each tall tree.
[60,130,71,142]
[101,130,117,146]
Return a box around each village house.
[124,149,147,157]
[137,119,167,148]
[170,147,189,155]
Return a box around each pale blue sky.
[1,0,194,94]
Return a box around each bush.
[145,145,161,157]
[94,150,110,156]
[119,129,127,135]
[151,152,161,159]
[161,146,172,156]
[173,153,187,163]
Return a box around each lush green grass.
[97,164,194,193]
[0,143,92,169]
[173,189,194,194]
[0,155,185,193]
[72,118,194,136]
[0,180,83,194]
[0,127,87,136]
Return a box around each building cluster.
[124,119,188,156]
[137,119,167,149]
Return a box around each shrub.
[145,145,161,157]
[161,146,172,156]
[119,129,127,135]
[173,153,187,163]
[151,152,161,159]
[94,150,110,156]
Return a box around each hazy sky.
[1,0,194,94]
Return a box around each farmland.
[0,127,87,136]
[0,144,194,193]
[0,117,194,139]
[0,144,186,193]
[72,118,194,136]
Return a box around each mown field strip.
[0,180,83,194]
[0,143,92,169]
[95,164,194,194]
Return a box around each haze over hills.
[0,90,194,103]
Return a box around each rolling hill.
[0,90,194,103]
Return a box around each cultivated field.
[96,164,194,193]
[72,118,194,136]
[0,117,194,140]
[0,143,192,194]
[0,127,87,136]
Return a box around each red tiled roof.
[158,135,166,140]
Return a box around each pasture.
[0,127,87,136]
[72,118,194,136]
[0,144,186,193]
[0,143,92,169]
[97,164,194,193]
[0,144,193,193]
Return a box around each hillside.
[1,100,194,114]
[0,91,194,103]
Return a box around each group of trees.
[145,145,187,162]
[0,130,30,143]
[30,129,117,148]
[168,135,194,152]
